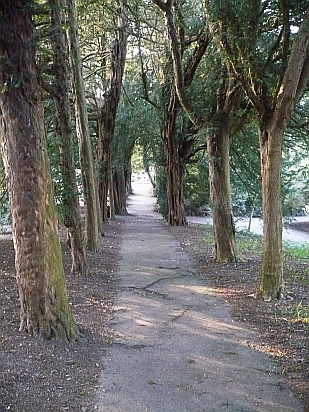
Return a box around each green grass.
[282,240,309,260]
[201,227,308,266]
[201,231,214,245]
[236,231,263,254]
[235,230,309,260]
[283,301,309,324]
[285,265,309,285]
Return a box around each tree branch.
[274,5,309,127]
[153,0,200,128]
[184,32,210,87]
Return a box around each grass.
[236,231,263,255]
[235,230,309,260]
[234,231,309,323]
[282,240,309,260]
[283,301,309,324]
[202,228,309,288]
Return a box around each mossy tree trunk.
[258,125,284,299]
[49,0,88,275]
[0,1,78,340]
[66,0,100,251]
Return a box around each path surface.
[96,182,303,412]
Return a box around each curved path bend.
[96,182,303,412]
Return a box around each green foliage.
[201,228,214,245]
[282,96,309,216]
[230,123,262,217]
[283,301,309,324]
[183,153,210,213]
[235,231,309,261]
[131,145,144,173]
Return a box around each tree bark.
[66,0,100,251]
[49,0,88,275]
[258,125,284,299]
[208,126,237,262]
[162,88,187,226]
[207,70,241,262]
[113,168,128,215]
[0,1,78,340]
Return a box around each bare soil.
[0,218,308,411]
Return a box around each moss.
[43,174,79,341]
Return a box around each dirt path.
[95,182,304,412]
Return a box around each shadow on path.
[96,182,303,412]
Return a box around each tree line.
[0,0,308,340]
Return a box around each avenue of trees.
[0,0,308,340]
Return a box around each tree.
[97,0,128,221]
[153,0,241,262]
[205,60,248,262]
[208,0,309,298]
[152,0,210,226]
[48,0,88,275]
[66,0,100,251]
[0,0,78,340]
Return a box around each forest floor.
[0,215,308,411]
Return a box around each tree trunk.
[49,0,88,275]
[98,136,113,222]
[66,0,100,251]
[257,9,309,299]
[207,126,237,262]
[113,168,129,215]
[165,140,187,226]
[162,90,187,226]
[98,0,128,222]
[258,125,284,299]
[0,1,78,340]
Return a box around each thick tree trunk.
[0,1,78,340]
[161,88,187,226]
[165,140,187,226]
[113,168,128,215]
[258,126,284,299]
[207,127,237,262]
[49,0,88,275]
[66,0,100,251]
[98,133,113,222]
